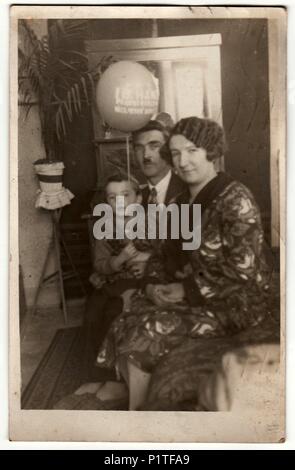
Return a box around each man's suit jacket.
[141,171,186,210]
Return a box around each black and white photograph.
[9,5,285,442]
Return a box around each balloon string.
[126,134,130,181]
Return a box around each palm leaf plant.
[18,19,113,164]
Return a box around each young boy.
[91,173,152,294]
[82,173,152,384]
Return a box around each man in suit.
[132,116,185,209]
[128,116,185,279]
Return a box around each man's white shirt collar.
[148,170,172,204]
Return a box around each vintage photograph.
[10,6,285,442]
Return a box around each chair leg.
[60,234,87,296]
[53,214,68,324]
[31,233,54,316]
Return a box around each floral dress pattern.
[96,173,273,374]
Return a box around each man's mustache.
[143,158,153,164]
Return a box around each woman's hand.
[145,284,164,306]
[156,283,185,304]
[145,283,185,306]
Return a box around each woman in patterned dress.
[96,117,272,410]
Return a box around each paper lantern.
[96,61,159,132]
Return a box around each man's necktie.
[148,187,158,205]
[148,187,161,245]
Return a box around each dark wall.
[61,113,97,221]
[63,18,271,239]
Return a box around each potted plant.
[18,19,112,193]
